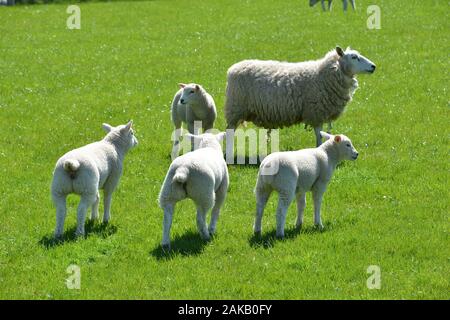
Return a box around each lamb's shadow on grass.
[39,221,117,249]
[249,225,326,249]
[150,230,209,261]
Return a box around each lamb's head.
[336,46,376,76]
[102,120,138,151]
[320,131,358,161]
[178,83,204,106]
[186,132,226,152]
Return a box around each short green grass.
[0,0,448,299]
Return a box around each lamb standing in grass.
[310,0,356,11]
[51,121,138,239]
[171,83,217,158]
[159,132,229,250]
[254,131,358,238]
[224,46,375,159]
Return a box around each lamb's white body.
[159,132,229,250]
[254,132,358,238]
[310,0,355,11]
[171,83,217,158]
[224,47,375,159]
[51,121,137,238]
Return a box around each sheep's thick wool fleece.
[225,50,358,128]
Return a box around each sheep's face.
[334,134,359,161]
[186,132,226,151]
[103,121,138,149]
[336,46,376,75]
[178,83,202,106]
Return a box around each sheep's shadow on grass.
[150,230,209,261]
[39,220,118,249]
[249,224,326,249]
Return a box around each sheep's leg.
[171,124,182,160]
[343,0,348,11]
[314,125,323,147]
[320,0,326,11]
[196,206,211,241]
[327,122,333,134]
[312,183,327,230]
[349,0,355,10]
[209,183,227,236]
[225,126,236,164]
[254,188,272,236]
[76,194,96,237]
[276,191,295,238]
[295,192,306,230]
[161,203,175,250]
[91,191,100,221]
[103,188,113,224]
[328,0,333,11]
[53,193,67,239]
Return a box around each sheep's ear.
[320,131,332,141]
[346,46,351,52]
[124,120,133,132]
[336,46,344,57]
[178,83,186,89]
[216,132,226,142]
[102,123,113,133]
[194,84,200,92]
[334,135,342,143]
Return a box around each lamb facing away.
[310,0,355,11]
[171,83,217,158]
[51,121,138,239]
[224,46,375,157]
[159,132,229,250]
[254,131,358,238]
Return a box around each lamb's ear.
[320,131,332,141]
[123,120,133,132]
[336,46,344,57]
[178,83,186,89]
[346,46,351,52]
[216,132,226,142]
[194,84,200,92]
[102,123,113,133]
[334,135,342,143]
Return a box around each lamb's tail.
[172,167,189,184]
[63,159,80,172]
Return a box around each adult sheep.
[224,46,376,158]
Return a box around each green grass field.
[0,0,448,299]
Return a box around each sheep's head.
[178,83,203,106]
[185,132,225,151]
[103,120,138,150]
[320,131,359,161]
[336,46,376,76]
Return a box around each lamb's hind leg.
[91,191,100,221]
[161,203,175,250]
[296,192,306,230]
[254,187,272,236]
[209,181,228,236]
[276,191,295,238]
[53,193,67,239]
[76,193,97,237]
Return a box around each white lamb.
[51,121,138,239]
[254,131,358,238]
[159,132,229,250]
[224,46,375,159]
[171,83,217,158]
[310,0,355,11]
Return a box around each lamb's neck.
[320,142,340,169]
[104,133,128,159]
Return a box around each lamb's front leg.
[295,192,306,230]
[91,191,100,221]
[312,183,327,230]
[103,188,114,224]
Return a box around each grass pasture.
[0,0,448,299]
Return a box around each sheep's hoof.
[295,223,303,231]
[54,234,63,241]
[314,224,325,231]
[254,230,262,238]
[276,233,285,240]
[161,244,171,252]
